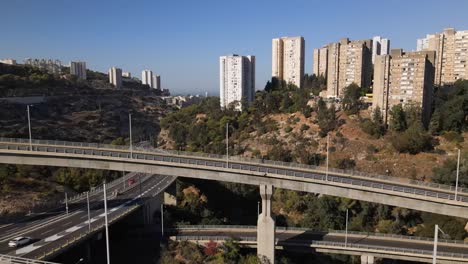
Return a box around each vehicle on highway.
[128,178,136,185]
[8,237,32,248]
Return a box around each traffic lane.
[0,173,140,242]
[20,175,172,259]
[0,174,159,255]
[174,230,468,254]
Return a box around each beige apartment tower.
[417,28,468,86]
[272,36,305,88]
[326,38,372,98]
[373,49,436,126]
[313,47,328,77]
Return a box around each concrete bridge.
[170,225,468,264]
[1,137,467,263]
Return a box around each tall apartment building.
[108,67,122,89]
[417,28,468,86]
[372,36,390,63]
[326,38,372,98]
[152,75,161,90]
[70,61,87,80]
[373,49,436,125]
[219,54,255,111]
[142,70,153,88]
[122,72,132,78]
[312,47,328,77]
[272,36,305,88]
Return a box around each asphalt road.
[174,229,468,255]
[0,174,175,259]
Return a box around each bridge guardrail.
[1,137,467,203]
[172,225,468,246]
[174,235,468,260]
[0,254,59,264]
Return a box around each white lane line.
[62,221,73,227]
[40,229,54,236]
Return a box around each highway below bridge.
[171,226,468,264]
[0,171,175,261]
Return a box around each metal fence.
[0,254,58,264]
[173,225,468,245]
[174,235,468,260]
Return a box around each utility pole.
[87,192,91,232]
[455,148,461,201]
[161,204,164,238]
[226,122,229,167]
[345,209,349,247]
[433,224,439,264]
[103,182,110,264]
[65,193,69,215]
[27,105,32,151]
[326,133,330,181]
[129,113,133,159]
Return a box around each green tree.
[389,104,407,132]
[342,83,361,115]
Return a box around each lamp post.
[65,193,69,215]
[455,148,461,201]
[129,113,133,159]
[161,204,164,238]
[27,105,33,151]
[326,133,330,181]
[345,209,349,247]
[226,122,229,167]
[87,192,91,232]
[433,224,448,264]
[103,182,110,264]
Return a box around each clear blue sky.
[2,0,468,95]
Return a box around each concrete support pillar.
[257,185,275,264]
[361,255,374,264]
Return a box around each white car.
[8,237,32,248]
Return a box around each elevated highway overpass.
[171,226,468,264]
[1,137,467,263]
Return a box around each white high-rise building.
[372,36,390,63]
[219,54,255,111]
[122,72,131,78]
[70,61,87,80]
[108,67,122,89]
[142,70,153,88]
[152,75,161,90]
[272,36,305,88]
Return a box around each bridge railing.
[172,225,468,246]
[0,254,59,264]
[173,235,468,259]
[1,137,467,197]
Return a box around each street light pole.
[87,192,91,232]
[65,193,69,215]
[226,122,229,167]
[455,148,461,201]
[103,182,111,264]
[161,204,164,238]
[433,224,439,264]
[326,133,330,181]
[345,209,349,247]
[129,113,133,159]
[27,105,32,151]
